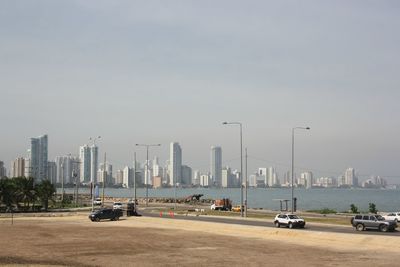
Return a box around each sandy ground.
[0,213,399,267]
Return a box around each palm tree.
[0,178,18,210]
[14,177,36,211]
[36,180,56,211]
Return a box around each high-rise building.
[222,167,234,188]
[345,168,358,187]
[26,135,48,181]
[90,145,99,183]
[79,145,91,183]
[12,157,25,177]
[123,166,133,188]
[200,174,210,187]
[55,155,79,185]
[210,146,222,187]
[47,161,57,184]
[0,161,6,178]
[192,170,201,186]
[99,162,113,186]
[267,167,278,187]
[301,171,313,189]
[169,142,182,186]
[115,170,124,185]
[258,168,268,187]
[181,165,192,185]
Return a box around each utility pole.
[102,152,106,207]
[133,151,137,212]
[245,147,248,217]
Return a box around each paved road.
[141,210,400,237]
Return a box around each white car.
[113,202,123,210]
[274,213,306,229]
[383,212,400,222]
[93,198,102,206]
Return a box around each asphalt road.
[141,210,400,237]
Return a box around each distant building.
[344,168,358,187]
[99,162,113,186]
[123,166,133,188]
[200,174,210,187]
[210,146,222,186]
[153,176,163,188]
[258,168,268,187]
[316,177,337,188]
[12,157,25,177]
[300,171,313,189]
[192,170,201,186]
[181,165,192,185]
[222,167,235,188]
[25,135,48,181]
[0,161,6,178]
[47,161,57,184]
[362,176,387,188]
[169,142,182,186]
[90,145,99,183]
[55,155,79,184]
[79,145,91,183]
[115,170,124,185]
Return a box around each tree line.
[0,176,56,212]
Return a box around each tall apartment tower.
[0,161,6,178]
[345,168,358,187]
[210,146,222,187]
[90,145,99,183]
[12,157,25,177]
[26,135,48,181]
[79,145,91,183]
[169,142,182,186]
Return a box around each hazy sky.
[1,1,400,182]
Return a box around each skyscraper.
[301,171,313,189]
[169,142,182,186]
[12,157,25,177]
[181,165,192,185]
[79,145,91,183]
[26,135,48,181]
[345,168,358,187]
[0,161,6,178]
[210,146,222,187]
[47,161,57,184]
[90,145,99,183]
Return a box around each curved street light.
[222,121,244,217]
[291,127,310,213]
[135,143,161,207]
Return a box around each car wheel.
[274,221,280,228]
[379,224,388,232]
[288,222,293,229]
[95,217,100,222]
[115,217,120,221]
[356,224,364,231]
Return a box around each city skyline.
[1,1,400,183]
[0,133,394,188]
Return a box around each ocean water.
[62,187,400,212]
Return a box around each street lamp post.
[89,136,101,212]
[291,127,310,213]
[135,144,161,207]
[222,121,244,217]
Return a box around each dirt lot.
[0,213,398,267]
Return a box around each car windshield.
[375,215,385,221]
[288,215,299,219]
[114,203,121,205]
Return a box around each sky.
[1,0,400,183]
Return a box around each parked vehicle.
[274,214,305,229]
[89,208,123,222]
[113,202,123,210]
[231,205,244,212]
[351,214,397,232]
[211,198,232,211]
[93,198,102,206]
[382,212,400,222]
